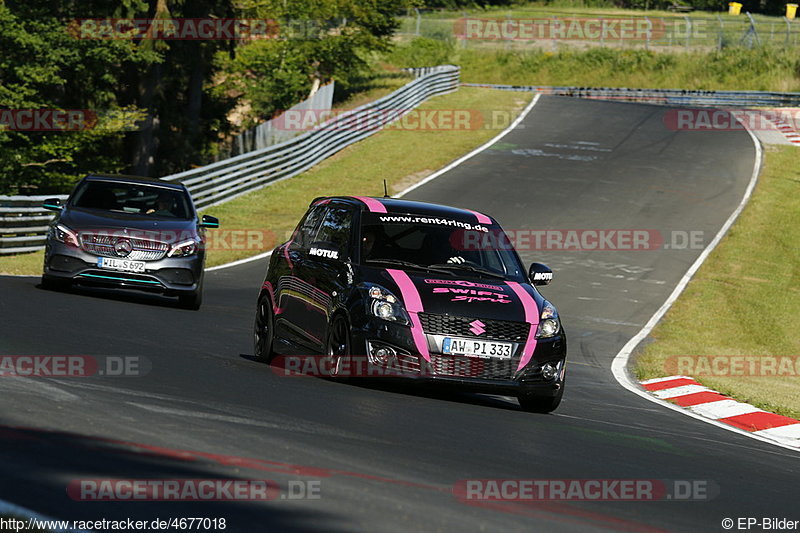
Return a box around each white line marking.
[608,121,800,453]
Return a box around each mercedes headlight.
[168,239,200,258]
[51,224,79,247]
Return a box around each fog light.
[368,342,397,365]
[541,362,558,380]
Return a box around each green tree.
[214,0,412,126]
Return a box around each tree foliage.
[1,0,409,194]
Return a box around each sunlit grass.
[635,145,800,419]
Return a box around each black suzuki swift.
[253,196,567,412]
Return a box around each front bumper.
[43,240,203,295]
[350,315,567,397]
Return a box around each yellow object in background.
[786,3,798,19]
[729,2,743,15]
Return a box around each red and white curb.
[768,109,800,145]
[641,376,800,449]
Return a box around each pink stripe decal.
[465,209,492,225]
[353,196,387,213]
[505,281,540,371]
[386,269,430,362]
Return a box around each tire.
[518,378,565,414]
[325,315,351,380]
[253,295,275,362]
[178,277,203,310]
[41,275,68,291]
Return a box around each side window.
[313,206,354,257]
[291,206,325,250]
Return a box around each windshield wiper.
[365,259,452,275]
[427,263,507,280]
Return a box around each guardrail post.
[600,18,605,46]
[785,16,792,45]
[716,14,724,49]
[414,8,421,36]
[667,18,673,46]
[684,15,691,49]
[645,16,651,50]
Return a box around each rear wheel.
[325,315,351,379]
[253,295,275,362]
[518,379,565,413]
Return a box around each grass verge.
[635,145,800,420]
[386,38,800,92]
[0,87,530,274]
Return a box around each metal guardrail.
[0,194,68,255]
[462,83,800,107]
[0,65,460,256]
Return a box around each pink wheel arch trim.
[386,269,431,362]
[465,209,492,225]
[505,281,540,371]
[353,196,387,213]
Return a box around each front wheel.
[518,379,565,414]
[178,277,204,310]
[325,315,351,379]
[40,275,68,291]
[253,295,275,362]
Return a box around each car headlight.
[535,302,561,339]
[168,239,200,258]
[364,284,410,325]
[51,224,79,247]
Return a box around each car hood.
[362,266,543,324]
[60,207,198,242]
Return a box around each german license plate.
[442,337,513,359]
[96,257,146,273]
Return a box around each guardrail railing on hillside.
[461,83,800,107]
[0,65,460,256]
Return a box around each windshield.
[359,212,525,280]
[71,180,193,219]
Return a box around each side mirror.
[200,215,220,228]
[308,241,342,261]
[529,262,553,286]
[43,198,63,211]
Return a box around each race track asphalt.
[1,95,797,533]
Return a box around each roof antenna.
[383,179,390,198]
